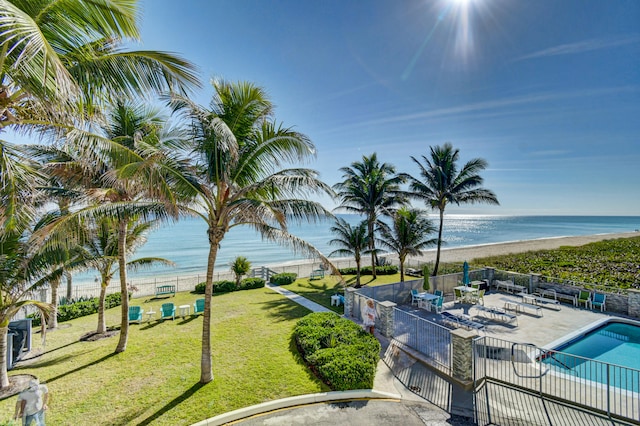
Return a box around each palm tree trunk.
[115,220,129,353]
[0,325,9,389]
[368,219,377,279]
[399,258,405,282]
[433,208,445,276]
[97,280,108,334]
[201,227,221,383]
[49,278,60,329]
[65,271,73,300]
[355,256,361,287]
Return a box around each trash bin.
[9,318,32,360]
[6,331,16,370]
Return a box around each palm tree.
[328,218,369,287]
[81,216,174,334]
[333,153,406,279]
[169,80,335,383]
[230,256,251,289]
[402,143,499,275]
[376,208,437,282]
[0,230,53,388]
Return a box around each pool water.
[542,321,640,391]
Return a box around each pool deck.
[401,290,623,347]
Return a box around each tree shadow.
[46,352,117,384]
[178,315,199,325]
[258,298,312,322]
[135,382,206,426]
[140,321,164,330]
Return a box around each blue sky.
[138,1,636,215]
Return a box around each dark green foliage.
[471,237,640,290]
[338,265,398,275]
[269,272,297,285]
[293,312,380,391]
[30,293,122,326]
[194,278,265,294]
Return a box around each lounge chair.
[160,303,176,320]
[430,296,444,313]
[411,289,421,306]
[577,290,591,308]
[591,293,606,312]
[128,306,144,324]
[441,311,485,332]
[193,298,205,315]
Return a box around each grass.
[0,288,328,425]
[284,273,409,312]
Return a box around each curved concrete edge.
[190,389,402,426]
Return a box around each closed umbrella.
[463,261,469,286]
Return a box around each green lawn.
[285,273,410,312]
[0,289,328,425]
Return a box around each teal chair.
[434,290,443,298]
[128,306,144,323]
[591,293,606,311]
[193,299,205,315]
[160,303,175,320]
[430,296,444,313]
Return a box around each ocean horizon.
[72,215,640,285]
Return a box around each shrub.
[293,312,380,391]
[194,282,206,294]
[338,265,398,276]
[214,280,237,293]
[269,272,297,285]
[241,277,265,289]
[29,292,123,326]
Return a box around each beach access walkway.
[192,285,469,426]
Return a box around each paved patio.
[399,290,620,348]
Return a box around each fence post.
[377,301,396,338]
[450,328,475,386]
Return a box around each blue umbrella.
[463,261,469,286]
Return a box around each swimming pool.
[541,320,640,391]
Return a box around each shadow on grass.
[140,321,164,330]
[13,348,94,370]
[136,382,206,426]
[178,315,200,325]
[46,352,117,384]
[258,297,312,322]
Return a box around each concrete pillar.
[451,328,475,384]
[345,287,357,318]
[628,289,640,318]
[484,268,495,287]
[377,301,396,338]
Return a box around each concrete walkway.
[191,285,472,425]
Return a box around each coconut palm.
[333,153,406,279]
[376,208,438,282]
[0,229,53,388]
[402,143,499,275]
[328,218,369,287]
[230,256,251,289]
[169,79,335,383]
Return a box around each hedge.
[29,292,122,326]
[293,312,380,391]
[194,277,266,294]
[269,272,297,285]
[338,265,398,276]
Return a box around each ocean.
[74,215,640,284]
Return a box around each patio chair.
[160,303,176,320]
[591,293,606,312]
[128,306,144,324]
[193,298,205,315]
[577,291,592,308]
[454,288,463,303]
[434,290,443,298]
[411,289,421,306]
[430,296,444,313]
[475,289,486,305]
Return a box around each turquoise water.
[542,322,640,391]
[73,215,640,282]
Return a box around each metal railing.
[473,336,640,423]
[392,308,452,374]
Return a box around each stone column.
[345,287,357,318]
[377,301,396,338]
[628,289,640,319]
[450,328,475,384]
[484,268,495,288]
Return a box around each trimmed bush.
[338,265,398,276]
[269,272,297,285]
[241,277,265,289]
[29,292,122,326]
[214,280,237,293]
[293,312,380,391]
[194,282,206,294]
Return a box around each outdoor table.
[454,285,479,303]
[417,292,439,310]
[178,304,190,317]
[145,310,156,322]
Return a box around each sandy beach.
[415,231,639,264]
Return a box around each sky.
[96,1,640,215]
